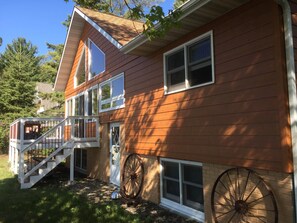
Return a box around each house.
[35,82,59,114]
[9,0,297,222]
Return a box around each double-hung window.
[160,158,204,222]
[88,39,105,79]
[164,31,214,94]
[99,73,124,112]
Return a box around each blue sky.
[0,0,175,56]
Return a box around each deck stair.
[21,140,74,189]
[9,116,99,189]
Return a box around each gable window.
[75,47,86,87]
[99,73,124,112]
[164,31,214,94]
[160,158,204,222]
[88,39,105,79]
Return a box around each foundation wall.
[203,163,294,223]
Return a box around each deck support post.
[70,150,74,183]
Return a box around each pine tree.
[39,43,64,83]
[0,38,41,152]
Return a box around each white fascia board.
[54,8,77,91]
[74,8,122,49]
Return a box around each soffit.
[120,0,249,56]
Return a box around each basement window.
[164,31,214,94]
[160,158,204,222]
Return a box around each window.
[87,87,98,116]
[160,158,204,222]
[164,31,214,94]
[99,74,124,112]
[75,47,86,87]
[88,39,105,79]
[74,148,87,172]
[74,94,85,116]
[66,98,73,117]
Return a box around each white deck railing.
[9,116,100,179]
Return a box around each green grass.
[0,155,141,223]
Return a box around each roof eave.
[120,0,249,56]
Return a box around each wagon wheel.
[121,153,144,199]
[211,167,278,223]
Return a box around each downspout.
[275,0,297,221]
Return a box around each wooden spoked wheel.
[121,153,144,199]
[211,168,278,223]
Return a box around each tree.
[0,38,41,152]
[64,0,182,39]
[174,0,186,9]
[39,43,64,83]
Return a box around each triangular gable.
[54,7,143,91]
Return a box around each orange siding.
[123,0,292,173]
[64,0,293,173]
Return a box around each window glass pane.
[189,37,211,64]
[76,50,86,86]
[101,103,111,110]
[67,100,72,117]
[101,83,111,100]
[88,90,92,116]
[112,99,124,108]
[183,165,203,185]
[189,64,212,87]
[81,149,87,170]
[163,161,179,180]
[92,88,98,114]
[163,179,180,203]
[183,185,204,211]
[188,37,212,87]
[75,149,80,167]
[112,76,124,97]
[89,41,105,78]
[167,50,184,71]
[169,70,185,86]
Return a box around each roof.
[121,0,249,56]
[54,7,144,91]
[36,82,54,93]
[77,7,144,46]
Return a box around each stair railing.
[18,116,99,184]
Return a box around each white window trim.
[74,45,86,88]
[99,73,125,113]
[163,30,215,95]
[160,158,205,222]
[88,38,106,81]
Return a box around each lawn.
[0,155,141,223]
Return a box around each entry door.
[110,123,121,186]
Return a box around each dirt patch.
[38,166,198,223]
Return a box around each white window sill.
[160,198,204,223]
